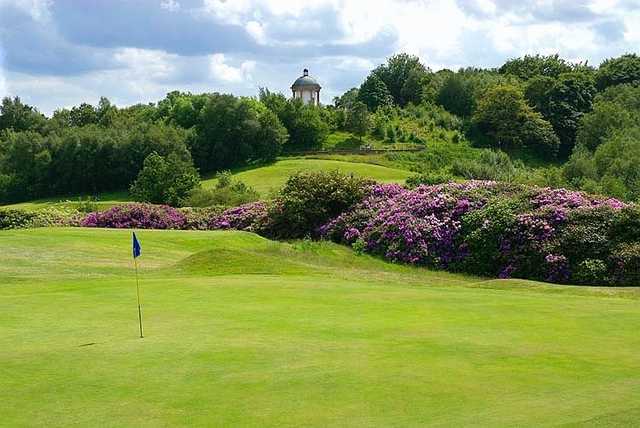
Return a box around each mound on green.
[1,228,640,426]
[202,158,412,194]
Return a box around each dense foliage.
[209,173,638,286]
[130,152,200,206]
[2,51,640,207]
[82,203,186,229]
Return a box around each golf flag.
[133,232,141,258]
[132,232,144,338]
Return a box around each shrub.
[265,170,373,239]
[320,181,632,285]
[82,203,185,229]
[209,201,269,233]
[0,207,82,229]
[179,206,226,230]
[610,243,640,285]
[185,172,258,208]
[406,171,454,187]
[573,259,608,285]
[0,209,38,229]
[130,152,200,207]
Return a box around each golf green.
[1,228,639,426]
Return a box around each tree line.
[1,52,639,204]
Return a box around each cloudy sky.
[1,0,639,115]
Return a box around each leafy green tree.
[333,88,359,109]
[596,54,640,90]
[534,72,597,155]
[69,103,98,127]
[0,97,47,133]
[499,54,577,80]
[0,130,51,201]
[254,109,287,159]
[473,84,559,157]
[573,84,640,152]
[345,101,370,142]
[400,67,432,106]
[593,128,640,200]
[130,151,200,206]
[357,73,393,111]
[372,53,428,106]
[437,74,475,117]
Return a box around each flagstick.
[134,256,144,339]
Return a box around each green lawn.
[0,191,129,210]
[202,158,413,194]
[1,228,639,426]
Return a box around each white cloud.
[160,0,180,12]
[114,48,177,80]
[245,20,267,44]
[209,53,256,83]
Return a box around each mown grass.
[0,191,130,210]
[201,158,412,194]
[1,227,639,426]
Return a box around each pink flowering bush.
[319,181,636,285]
[82,203,185,229]
[209,201,269,233]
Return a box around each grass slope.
[1,228,640,426]
[2,157,412,209]
[202,158,413,194]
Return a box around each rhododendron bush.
[210,179,639,286]
[82,203,186,229]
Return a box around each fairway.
[202,158,412,194]
[2,228,640,426]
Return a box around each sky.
[1,0,639,115]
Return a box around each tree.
[437,74,475,117]
[596,54,640,90]
[69,103,98,127]
[0,130,51,201]
[499,54,577,80]
[0,97,47,133]
[473,84,559,157]
[372,53,428,106]
[537,72,597,156]
[400,67,432,106]
[345,101,370,142]
[130,151,200,206]
[576,100,634,152]
[333,88,359,109]
[254,109,287,160]
[357,73,393,111]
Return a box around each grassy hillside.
[2,228,639,426]
[1,191,129,211]
[202,158,413,194]
[1,157,413,209]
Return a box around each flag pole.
[134,249,144,339]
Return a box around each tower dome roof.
[291,69,321,89]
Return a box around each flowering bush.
[318,181,636,285]
[179,206,226,230]
[82,203,185,229]
[209,201,269,233]
[0,207,83,229]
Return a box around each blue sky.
[1,0,639,115]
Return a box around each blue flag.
[132,232,141,258]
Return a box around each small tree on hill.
[345,101,370,142]
[130,152,200,207]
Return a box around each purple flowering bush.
[209,177,638,285]
[209,201,269,233]
[319,181,636,285]
[82,203,186,229]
